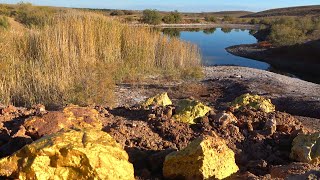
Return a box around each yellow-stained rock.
[231,93,275,113]
[173,99,212,124]
[24,105,102,138]
[141,92,172,108]
[0,128,135,180]
[290,132,320,165]
[163,134,239,180]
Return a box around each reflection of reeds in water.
[0,12,202,107]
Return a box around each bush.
[163,10,182,24]
[204,16,216,23]
[250,18,259,25]
[142,9,162,25]
[222,16,234,22]
[268,24,306,46]
[110,10,125,16]
[15,2,56,27]
[0,16,10,29]
[123,10,134,15]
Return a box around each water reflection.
[203,28,216,35]
[161,28,271,70]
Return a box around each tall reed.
[0,12,202,107]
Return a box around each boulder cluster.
[0,93,319,179]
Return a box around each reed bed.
[0,12,202,107]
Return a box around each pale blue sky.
[1,0,319,12]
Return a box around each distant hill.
[243,5,320,18]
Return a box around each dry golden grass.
[0,12,202,107]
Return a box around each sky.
[1,0,319,12]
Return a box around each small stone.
[214,111,238,128]
[264,118,277,135]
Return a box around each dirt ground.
[0,66,319,179]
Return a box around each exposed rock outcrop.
[163,134,239,180]
[0,128,134,180]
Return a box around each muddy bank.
[226,40,320,83]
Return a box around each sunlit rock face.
[0,129,135,180]
[163,134,239,180]
[291,132,320,165]
[173,99,212,124]
[141,92,173,108]
[231,93,275,113]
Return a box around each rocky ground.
[0,66,319,179]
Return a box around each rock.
[141,92,172,108]
[163,134,239,180]
[231,93,275,113]
[290,132,320,164]
[0,128,135,180]
[264,118,277,135]
[23,105,102,139]
[173,99,212,124]
[32,104,46,115]
[214,111,238,128]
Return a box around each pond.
[162,28,271,69]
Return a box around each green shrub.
[163,10,182,24]
[0,16,10,29]
[268,24,306,46]
[0,4,10,16]
[222,16,234,22]
[204,16,216,23]
[250,18,259,25]
[142,9,162,25]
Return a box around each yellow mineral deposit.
[173,99,212,124]
[163,134,239,180]
[141,92,173,108]
[290,132,320,165]
[0,129,135,180]
[231,93,275,113]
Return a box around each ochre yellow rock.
[0,128,135,180]
[290,132,320,165]
[163,134,239,180]
[23,105,102,138]
[231,93,275,113]
[141,92,172,108]
[173,99,212,124]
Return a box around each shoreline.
[130,23,259,29]
[225,43,320,84]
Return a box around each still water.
[163,28,270,69]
